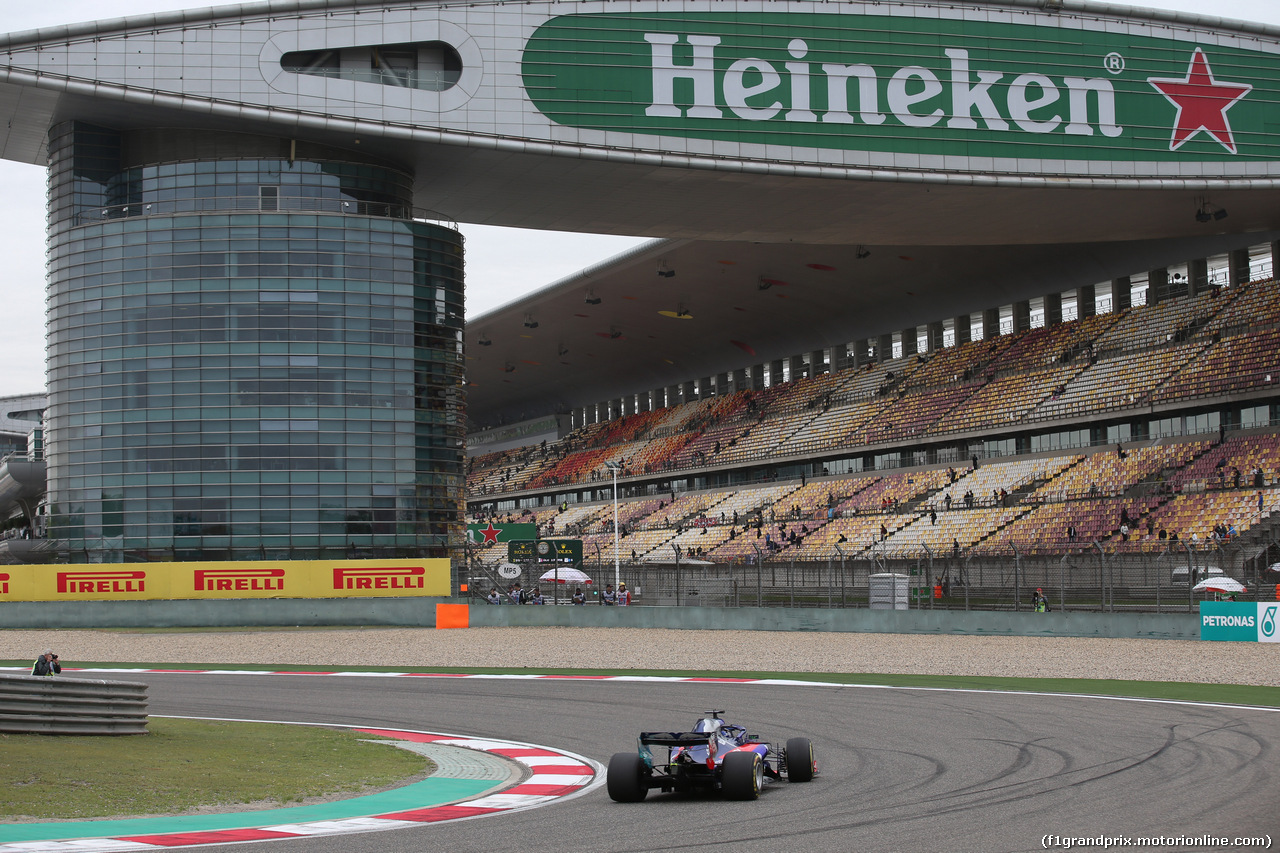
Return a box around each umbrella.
[539,566,593,585]
[1192,577,1246,594]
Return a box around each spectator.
[929,509,937,526]
[528,588,544,605]
[486,588,501,605]
[1032,588,1048,613]
[32,649,60,677]
[572,586,585,605]
[616,583,631,606]
[602,584,616,605]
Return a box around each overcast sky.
[0,0,1277,393]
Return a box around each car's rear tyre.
[606,752,650,802]
[785,737,815,782]
[722,751,763,800]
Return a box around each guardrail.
[0,673,149,735]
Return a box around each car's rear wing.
[639,731,712,747]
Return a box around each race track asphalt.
[133,672,1277,853]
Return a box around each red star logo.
[479,522,502,545]
[1147,48,1252,154]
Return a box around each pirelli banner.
[0,559,450,602]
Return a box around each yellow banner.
[0,559,451,602]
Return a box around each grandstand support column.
[811,350,828,376]
[1112,276,1132,310]
[1272,241,1280,279]
[716,372,730,394]
[1150,267,1172,302]
[789,355,806,381]
[1013,301,1031,334]
[732,368,748,393]
[1043,293,1063,326]
[876,334,893,361]
[1187,260,1208,297]
[853,339,870,367]
[667,384,681,407]
[750,364,765,390]
[1229,247,1251,285]
[1077,284,1096,317]
[900,328,918,358]
[952,317,972,345]
[682,380,697,402]
[981,308,1000,340]
[769,360,786,385]
[637,391,651,413]
[926,321,944,352]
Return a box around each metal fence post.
[923,544,934,610]
[672,544,682,606]
[753,543,763,606]
[835,544,846,608]
[1011,542,1021,611]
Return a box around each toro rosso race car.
[607,710,816,801]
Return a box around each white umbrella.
[1192,577,1247,594]
[539,566,593,585]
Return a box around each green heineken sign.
[467,522,537,546]
[523,12,1280,165]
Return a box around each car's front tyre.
[722,751,763,800]
[785,737,815,782]
[606,752,650,802]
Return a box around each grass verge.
[5,661,1277,708]
[0,717,429,821]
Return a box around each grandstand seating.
[466,278,1280,562]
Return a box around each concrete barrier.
[0,598,1198,639]
[0,597,450,629]
[0,673,149,735]
[467,604,1199,640]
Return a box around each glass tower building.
[45,123,465,564]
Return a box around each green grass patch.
[5,661,1276,709]
[0,718,429,821]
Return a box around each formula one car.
[607,710,815,801]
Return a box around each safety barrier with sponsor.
[1200,602,1280,642]
[0,558,450,602]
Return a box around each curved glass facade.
[45,123,465,563]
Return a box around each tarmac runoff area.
[0,626,1276,687]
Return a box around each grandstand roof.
[465,230,1277,428]
[2,0,1280,427]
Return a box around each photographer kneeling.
[32,649,61,677]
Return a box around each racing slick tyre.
[722,751,763,800]
[606,752,650,802]
[785,737,815,783]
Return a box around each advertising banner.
[507,539,583,563]
[524,11,1280,168]
[0,559,450,602]
[1200,602,1280,642]
[467,522,538,546]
